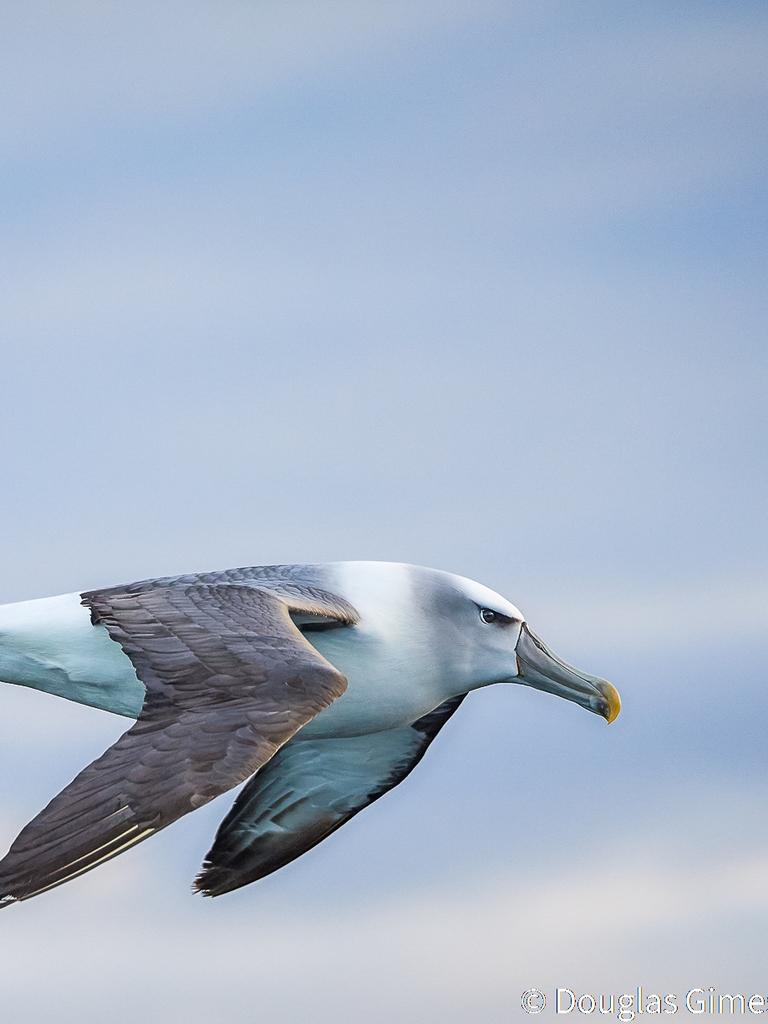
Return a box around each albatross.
[0,561,620,906]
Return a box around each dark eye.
[479,608,497,623]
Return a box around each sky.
[0,3,766,1021]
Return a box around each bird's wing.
[195,694,467,897]
[0,581,357,906]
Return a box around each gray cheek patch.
[405,566,478,680]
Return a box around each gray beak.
[515,623,621,723]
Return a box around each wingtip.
[191,869,217,898]
[192,864,243,899]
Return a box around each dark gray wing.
[0,582,357,906]
[195,694,467,897]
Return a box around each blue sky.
[1,4,766,1021]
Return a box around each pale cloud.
[3,821,767,1022]
[1,0,508,158]
[4,5,766,349]
[522,575,768,653]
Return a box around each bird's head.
[427,568,621,724]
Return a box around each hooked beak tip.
[599,682,622,724]
[515,623,621,725]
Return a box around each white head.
[331,562,620,724]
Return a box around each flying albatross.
[0,561,620,906]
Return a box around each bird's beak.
[515,623,621,723]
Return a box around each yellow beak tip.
[603,683,622,724]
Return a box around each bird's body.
[0,561,620,905]
[0,562,525,733]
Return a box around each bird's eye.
[479,608,497,624]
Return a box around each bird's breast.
[300,624,449,738]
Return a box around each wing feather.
[195,694,467,897]
[0,580,355,906]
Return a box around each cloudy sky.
[1,3,766,1021]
